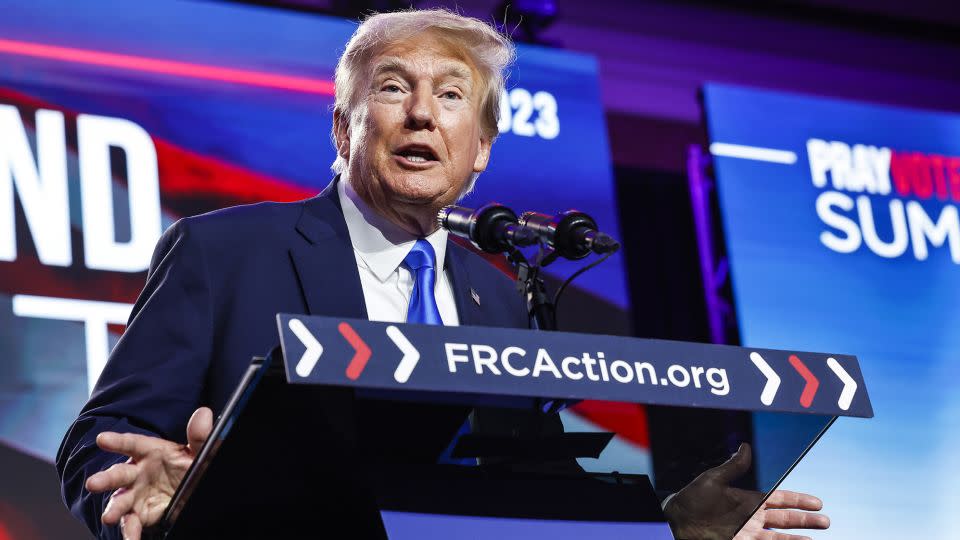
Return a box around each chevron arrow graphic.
[827,357,857,410]
[788,354,820,408]
[289,318,323,377]
[750,352,781,406]
[339,322,371,380]
[387,325,420,384]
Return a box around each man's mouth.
[394,144,439,165]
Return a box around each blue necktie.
[403,239,443,325]
[405,239,474,465]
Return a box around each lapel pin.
[470,288,481,306]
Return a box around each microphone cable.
[551,243,620,328]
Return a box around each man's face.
[336,32,492,232]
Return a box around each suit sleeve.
[55,218,214,540]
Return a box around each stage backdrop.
[704,83,960,539]
[0,1,647,535]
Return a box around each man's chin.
[382,176,456,207]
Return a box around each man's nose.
[405,85,438,131]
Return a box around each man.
[57,9,829,540]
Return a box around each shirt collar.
[337,173,449,283]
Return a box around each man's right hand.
[85,407,214,540]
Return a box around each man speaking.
[56,9,828,540]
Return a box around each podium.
[155,315,872,539]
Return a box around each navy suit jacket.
[56,180,529,538]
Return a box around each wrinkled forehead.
[363,30,484,89]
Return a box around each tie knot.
[404,239,437,272]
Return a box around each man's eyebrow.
[371,57,410,79]
[370,57,474,86]
[439,65,473,83]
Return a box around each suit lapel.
[446,242,483,326]
[289,179,368,320]
[290,180,491,326]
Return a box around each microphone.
[518,210,620,260]
[437,204,538,253]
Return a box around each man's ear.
[472,133,492,173]
[333,109,351,162]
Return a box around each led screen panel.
[0,1,639,534]
[704,83,960,539]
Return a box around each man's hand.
[663,443,829,540]
[85,407,214,540]
[734,489,828,540]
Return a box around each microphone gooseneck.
[437,204,537,253]
[518,210,620,260]
[438,203,620,334]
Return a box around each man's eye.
[382,84,401,93]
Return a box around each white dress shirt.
[337,175,459,326]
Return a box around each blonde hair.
[331,9,515,174]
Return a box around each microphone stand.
[506,247,557,332]
[506,246,566,415]
[506,246,559,332]
[529,278,557,331]
[506,239,618,413]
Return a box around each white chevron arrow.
[289,318,323,377]
[387,325,420,383]
[827,357,857,411]
[750,352,781,406]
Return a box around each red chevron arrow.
[339,322,371,380]
[788,354,819,408]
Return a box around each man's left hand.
[734,489,829,540]
[663,443,829,540]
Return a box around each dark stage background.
[1,0,959,538]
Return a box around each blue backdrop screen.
[704,83,960,539]
[0,1,637,536]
